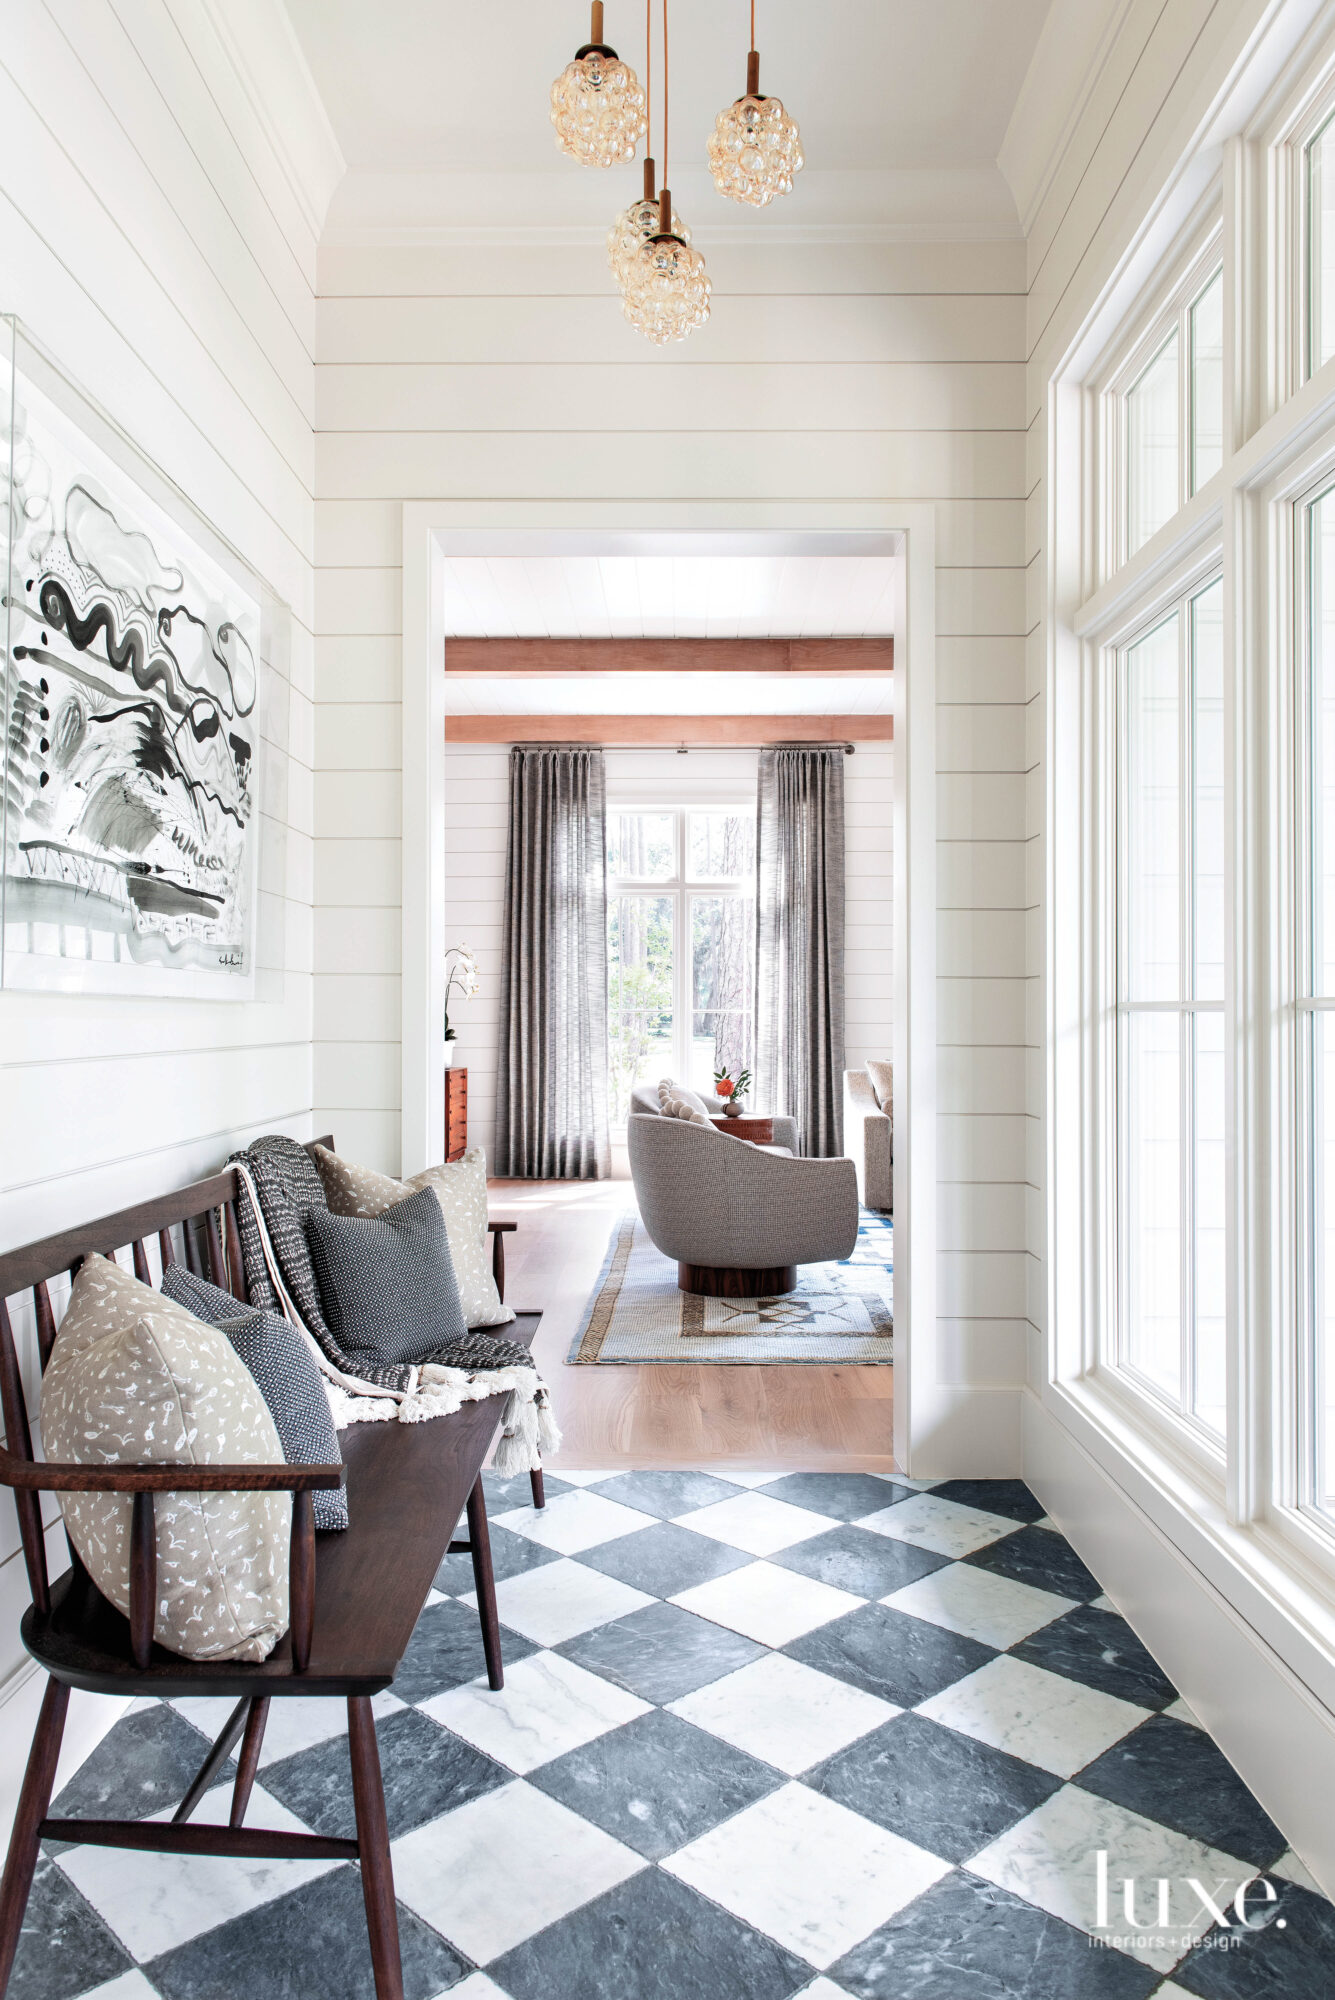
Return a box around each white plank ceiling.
[439,555,896,639]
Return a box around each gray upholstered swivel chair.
[627,1109,858,1297]
[627,1081,799,1154]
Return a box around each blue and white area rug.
[569,1208,893,1365]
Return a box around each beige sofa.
[844,1061,892,1212]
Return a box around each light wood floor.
[490,1177,897,1476]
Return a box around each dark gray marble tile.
[7,1856,132,2000]
[48,1702,222,1830]
[146,1861,464,2000]
[261,1705,508,1841]
[482,1468,573,1512]
[964,1525,1102,1601]
[435,1521,562,1594]
[831,1868,1158,2000]
[558,1601,765,1704]
[392,1594,538,1703]
[784,1602,997,1707]
[529,1706,781,1860]
[578,1520,753,1599]
[1010,1605,1178,1710]
[808,1712,1060,1864]
[756,1471,915,1520]
[1173,1875,1335,1998]
[1076,1713,1287,1868]
[927,1480,1046,1524]
[588,1469,745,1518]
[489,1864,811,2000]
[772,1523,950,1599]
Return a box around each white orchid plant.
[444,945,480,1042]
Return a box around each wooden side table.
[709,1115,774,1145]
[444,1065,468,1161]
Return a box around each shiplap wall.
[0,1,317,1814]
[313,234,1030,1436]
[440,740,894,1166]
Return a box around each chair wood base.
[678,1262,798,1298]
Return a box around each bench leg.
[529,1468,545,1510]
[0,1676,69,1993]
[466,1476,504,1691]
[348,1696,404,2000]
[230,1698,270,1828]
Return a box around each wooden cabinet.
[708,1115,774,1145]
[444,1065,468,1161]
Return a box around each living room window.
[607,805,756,1123]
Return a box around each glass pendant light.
[707,0,803,206]
[608,0,695,297]
[623,0,710,343]
[551,2,647,168]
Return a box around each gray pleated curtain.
[755,746,846,1157]
[495,746,610,1179]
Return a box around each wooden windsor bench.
[0,1137,541,2000]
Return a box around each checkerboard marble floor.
[14,1471,1335,2000]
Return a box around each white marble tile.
[857,1492,1019,1557]
[1089,1594,1118,1613]
[424,1586,448,1607]
[545,1468,619,1485]
[675,1491,837,1557]
[1146,1984,1197,1998]
[420,1650,650,1774]
[495,1488,656,1554]
[1162,1696,1202,1730]
[668,1653,897,1776]
[704,1467,794,1488]
[1272,1847,1325,1894]
[1033,1516,1059,1531]
[672,1560,864,1648]
[882,1561,1075,1649]
[463,1557,653,1646]
[392,1779,645,1962]
[170,1691,403,1768]
[56,1784,338,1959]
[664,1781,950,1969]
[970,1784,1254,1974]
[792,1983,858,2000]
[445,1978,515,2000]
[917,1654,1147,1779]
[80,1975,163,2000]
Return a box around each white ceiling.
[284,0,1056,237]
[444,671,890,716]
[439,555,896,638]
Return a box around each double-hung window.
[606,805,756,1123]
[1116,578,1226,1436]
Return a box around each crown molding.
[197,0,345,243]
[998,0,1135,239]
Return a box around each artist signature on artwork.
[217,952,245,969]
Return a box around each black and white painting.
[1,348,260,997]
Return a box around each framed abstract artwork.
[1,320,266,999]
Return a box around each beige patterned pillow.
[866,1060,894,1118]
[311,1144,514,1328]
[41,1256,289,1664]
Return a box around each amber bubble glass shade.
[707,49,802,206]
[609,159,694,294]
[551,0,647,167]
[623,190,711,344]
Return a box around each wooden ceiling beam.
[442,636,893,675]
[444,715,892,746]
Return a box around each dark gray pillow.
[303,1186,468,1367]
[161,1264,348,1532]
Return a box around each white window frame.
[1098,223,1224,582]
[1113,573,1227,1447]
[606,797,756,1123]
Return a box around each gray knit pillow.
[304,1187,468,1368]
[161,1266,348,1532]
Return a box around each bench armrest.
[0,1445,342,1494]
